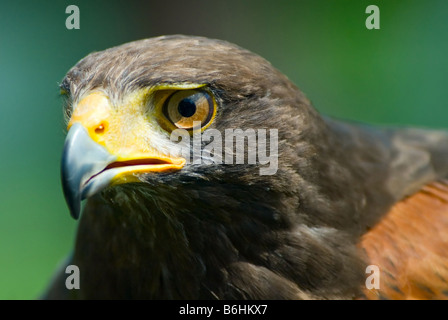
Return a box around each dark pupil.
[178,98,197,117]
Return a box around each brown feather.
[360,181,448,299]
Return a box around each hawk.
[43,35,448,299]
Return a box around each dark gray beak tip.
[61,128,82,220]
[61,168,81,220]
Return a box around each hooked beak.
[61,123,185,219]
[61,123,116,219]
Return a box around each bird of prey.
[43,35,448,300]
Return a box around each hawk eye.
[163,89,214,130]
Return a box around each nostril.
[95,123,106,135]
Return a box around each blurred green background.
[0,0,447,299]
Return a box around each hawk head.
[60,35,367,299]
